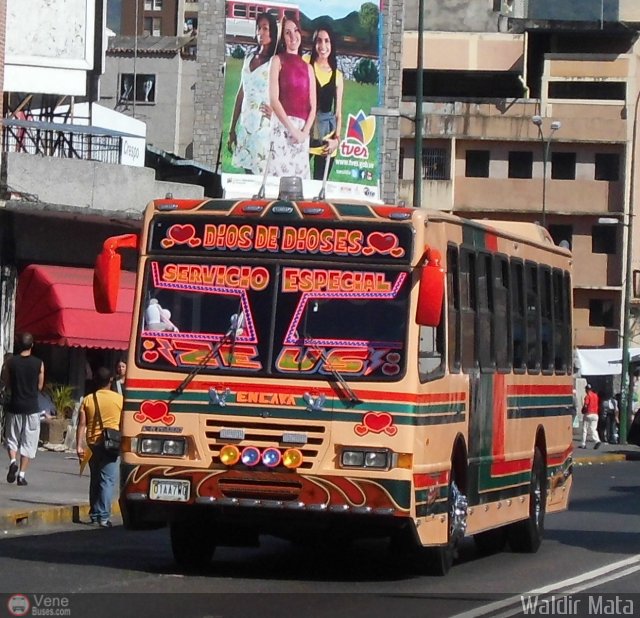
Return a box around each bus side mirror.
[94,234,138,313]
[416,248,444,327]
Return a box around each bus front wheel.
[422,475,468,576]
[170,520,216,570]
[508,447,546,553]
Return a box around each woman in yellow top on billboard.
[308,25,343,181]
[227,12,278,175]
[268,15,316,178]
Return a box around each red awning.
[16,264,135,350]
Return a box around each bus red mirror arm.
[416,246,445,327]
[94,233,139,314]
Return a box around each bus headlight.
[140,438,162,454]
[341,449,390,470]
[162,439,186,456]
[139,437,186,457]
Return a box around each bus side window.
[525,262,541,373]
[540,266,554,373]
[563,271,573,373]
[511,259,526,372]
[552,269,566,373]
[460,248,477,373]
[494,255,510,372]
[447,245,461,373]
[418,322,445,382]
[477,252,494,372]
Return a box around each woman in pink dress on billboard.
[268,16,316,179]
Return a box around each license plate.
[149,479,190,502]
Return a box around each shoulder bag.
[93,393,121,455]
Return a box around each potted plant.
[46,383,76,419]
[40,383,76,444]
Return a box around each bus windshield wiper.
[299,300,361,406]
[311,344,362,406]
[170,309,244,400]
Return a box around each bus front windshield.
[136,259,410,381]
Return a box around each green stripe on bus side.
[462,224,488,249]
[508,395,573,407]
[125,390,467,425]
[475,482,530,504]
[478,466,530,492]
[376,479,412,510]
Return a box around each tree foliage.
[359,2,380,42]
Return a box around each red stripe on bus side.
[126,378,466,405]
[414,471,448,489]
[507,384,573,395]
[492,373,506,459]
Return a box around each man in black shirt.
[1,333,44,486]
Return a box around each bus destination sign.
[149,218,413,264]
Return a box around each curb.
[573,453,628,465]
[0,500,121,532]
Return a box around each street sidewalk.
[0,446,120,532]
[0,439,638,533]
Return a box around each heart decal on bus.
[362,232,404,258]
[134,400,176,426]
[354,412,397,436]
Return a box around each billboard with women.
[221,0,382,201]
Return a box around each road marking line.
[449,554,640,618]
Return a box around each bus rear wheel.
[508,447,546,553]
[170,520,216,571]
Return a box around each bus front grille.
[205,419,327,470]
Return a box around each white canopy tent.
[575,347,640,376]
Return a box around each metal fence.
[2,120,124,165]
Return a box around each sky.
[298,0,372,20]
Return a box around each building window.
[592,225,617,254]
[508,151,533,179]
[595,153,620,181]
[144,0,163,10]
[143,17,162,35]
[398,147,404,180]
[589,299,614,328]
[465,150,490,178]
[119,74,156,103]
[551,152,576,180]
[422,148,448,180]
[548,224,573,250]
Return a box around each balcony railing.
[1,119,139,165]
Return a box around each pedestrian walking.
[111,358,127,396]
[75,366,123,527]
[600,391,619,444]
[1,333,45,486]
[580,383,601,449]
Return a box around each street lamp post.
[619,88,640,445]
[413,0,424,209]
[531,115,561,228]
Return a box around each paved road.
[1,461,638,618]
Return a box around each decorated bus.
[225,1,300,38]
[94,186,573,575]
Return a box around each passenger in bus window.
[268,15,316,178]
[307,25,343,180]
[227,12,278,175]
